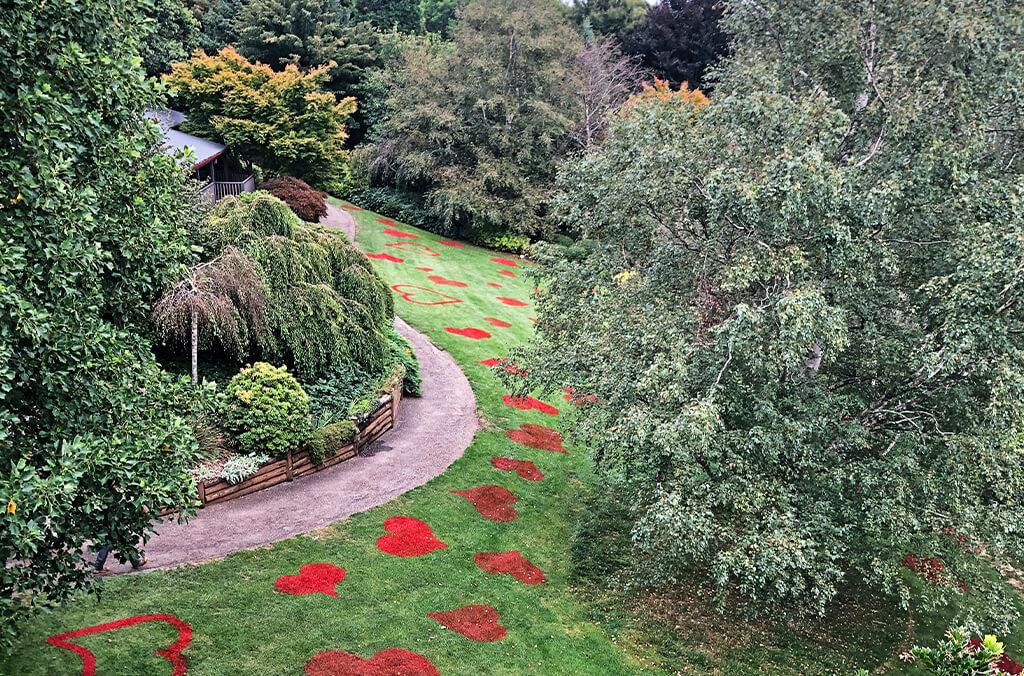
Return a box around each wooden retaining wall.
[196,385,403,508]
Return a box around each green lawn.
[4,201,1022,675]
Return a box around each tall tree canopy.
[372,0,582,240]
[356,0,420,32]
[1,0,204,647]
[165,47,357,192]
[623,0,728,90]
[520,0,1024,628]
[569,0,646,42]
[141,0,201,76]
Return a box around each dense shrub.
[387,327,422,397]
[221,453,270,484]
[477,231,532,255]
[262,176,328,223]
[302,366,377,421]
[222,362,310,456]
[307,420,359,465]
[348,184,432,230]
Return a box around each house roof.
[161,128,227,171]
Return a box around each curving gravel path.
[104,205,478,573]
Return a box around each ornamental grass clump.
[222,362,310,456]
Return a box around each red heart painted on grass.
[340,204,364,211]
[490,257,520,267]
[427,274,467,287]
[487,282,503,288]
[498,270,517,278]
[445,327,491,339]
[496,296,528,307]
[415,266,434,272]
[376,516,448,557]
[366,252,404,263]
[474,551,546,585]
[375,217,397,226]
[506,423,565,453]
[275,563,346,598]
[502,395,558,415]
[383,227,417,239]
[46,614,192,676]
[427,605,507,642]
[391,284,463,306]
[452,485,518,522]
[386,242,440,256]
[483,317,511,328]
[438,240,465,248]
[306,648,439,676]
[492,457,544,481]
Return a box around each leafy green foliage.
[307,420,358,465]
[356,0,420,32]
[386,326,422,396]
[221,452,271,483]
[419,0,465,36]
[519,0,1024,627]
[261,176,328,222]
[907,628,1021,675]
[301,366,376,420]
[0,0,205,649]
[165,47,357,193]
[373,0,582,240]
[569,0,646,41]
[222,362,310,455]
[192,0,244,53]
[141,0,201,76]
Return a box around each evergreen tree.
[142,0,201,76]
[569,0,646,42]
[624,0,729,90]
[356,0,420,32]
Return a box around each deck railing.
[213,175,256,201]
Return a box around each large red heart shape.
[383,227,417,239]
[506,423,565,453]
[452,485,518,522]
[491,457,544,481]
[445,327,491,340]
[496,296,527,307]
[366,252,404,263]
[376,516,448,557]
[386,242,440,256]
[490,257,520,267]
[391,284,463,306]
[474,551,546,585]
[306,647,439,675]
[427,605,507,642]
[502,395,559,415]
[275,563,346,598]
[427,274,467,287]
[46,613,192,676]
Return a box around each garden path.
[319,202,356,239]
[103,206,478,573]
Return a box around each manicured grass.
[3,202,663,675]
[6,200,1022,674]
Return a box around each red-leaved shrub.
[262,176,327,222]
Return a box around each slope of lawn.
[2,203,665,675]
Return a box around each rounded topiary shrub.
[262,176,328,223]
[222,362,310,456]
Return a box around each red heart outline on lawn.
[427,605,507,642]
[46,613,192,676]
[383,227,418,239]
[496,296,528,307]
[506,423,565,453]
[452,485,519,522]
[427,274,468,287]
[306,647,439,675]
[492,457,544,481]
[376,516,448,557]
[391,284,463,306]
[474,551,546,585]
[366,252,404,263]
[502,395,559,415]
[386,242,440,256]
[275,563,346,598]
[445,327,491,340]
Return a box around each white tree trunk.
[190,310,199,385]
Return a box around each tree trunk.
[190,309,198,385]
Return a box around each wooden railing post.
[286,448,294,481]
[197,479,207,505]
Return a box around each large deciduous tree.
[372,0,582,240]
[520,0,1024,627]
[141,0,201,76]
[623,0,729,90]
[1,0,204,648]
[569,0,647,42]
[165,47,357,192]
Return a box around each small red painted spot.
[415,266,434,272]
[506,423,565,453]
[306,648,439,676]
[427,605,507,642]
[275,563,346,598]
[483,317,512,328]
[376,217,397,226]
[376,516,448,557]
[439,240,466,248]
[445,327,491,340]
[492,457,544,481]
[452,485,518,522]
[490,257,520,267]
[496,296,528,307]
[488,282,503,288]
[474,551,546,585]
[498,270,517,278]
[383,228,417,239]
[428,275,468,288]
[340,204,364,211]
[502,395,558,415]
[366,252,404,263]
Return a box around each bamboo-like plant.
[152,246,268,384]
